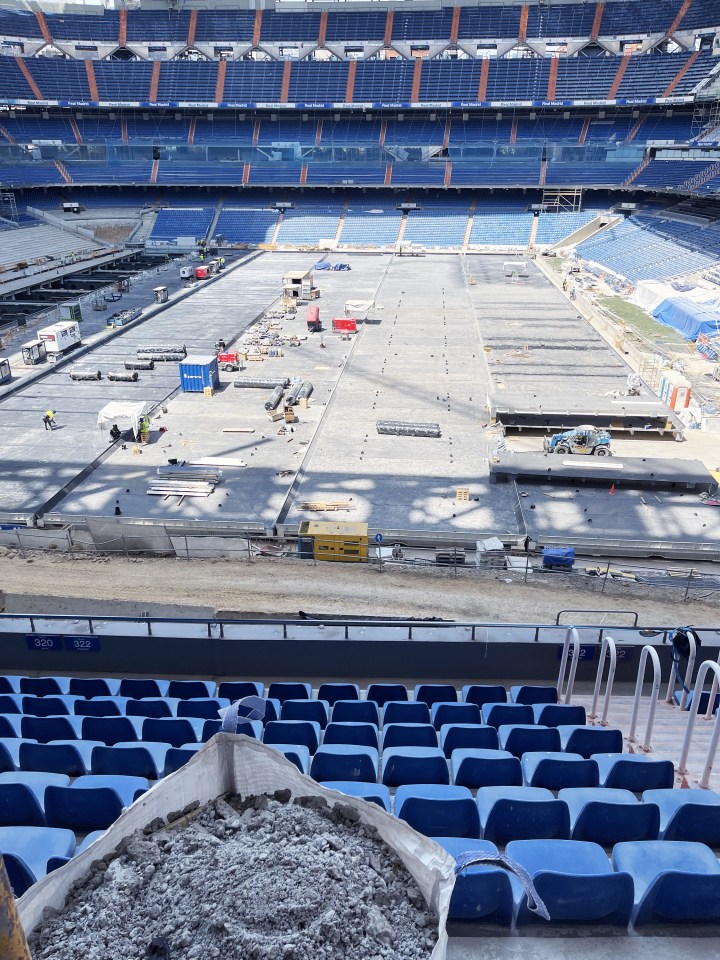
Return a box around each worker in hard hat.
[43,409,56,430]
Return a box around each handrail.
[664,628,697,711]
[703,652,720,722]
[556,609,639,627]
[627,644,661,752]
[557,626,581,704]
[678,659,720,788]
[588,635,617,726]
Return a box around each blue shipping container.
[179,354,220,393]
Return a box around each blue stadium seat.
[439,724,499,758]
[317,683,360,705]
[177,699,229,720]
[142,718,204,748]
[22,716,82,743]
[558,726,623,758]
[498,724,561,758]
[451,749,522,789]
[0,715,23,737]
[263,720,321,753]
[218,681,264,700]
[0,695,23,714]
[366,683,408,706]
[0,771,69,828]
[462,685,507,708]
[19,677,71,696]
[91,742,170,779]
[20,740,101,777]
[431,702,481,730]
[74,697,127,717]
[560,788,660,844]
[201,720,223,742]
[643,788,720,842]
[164,744,202,775]
[267,682,312,704]
[310,745,379,783]
[522,752,599,789]
[481,703,534,729]
[21,696,77,717]
[510,685,558,705]
[167,680,216,700]
[433,837,514,925]
[613,840,720,926]
[125,698,178,719]
[477,786,570,843]
[45,776,147,831]
[46,829,105,872]
[0,738,29,771]
[594,753,675,791]
[266,744,310,774]
[0,826,75,896]
[322,722,379,749]
[281,699,330,728]
[332,700,380,726]
[508,839,633,925]
[395,784,480,838]
[83,716,143,745]
[382,723,438,750]
[233,720,263,739]
[414,684,458,707]
[68,677,121,698]
[382,702,431,726]
[381,747,449,787]
[531,704,587,726]
[320,781,391,811]
[0,677,21,694]
[118,678,170,699]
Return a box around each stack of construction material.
[137,344,187,362]
[475,536,506,568]
[147,465,222,498]
[376,421,441,438]
[233,377,290,390]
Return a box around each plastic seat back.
[332,701,380,725]
[451,749,523,789]
[309,745,379,783]
[167,680,216,700]
[431,702,481,731]
[323,722,379,749]
[45,786,124,832]
[381,747,449,787]
[462,685,507,708]
[434,837,513,925]
[481,703,534,729]
[558,726,623,759]
[366,684,408,706]
[74,697,126,717]
[142,718,202,748]
[499,724,561,758]
[263,720,321,753]
[320,781,391,811]
[125,698,177,719]
[478,786,570,844]
[22,716,81,744]
[560,787,660,844]
[511,685,558,705]
[439,724,499,758]
[267,682,311,704]
[317,683,360,705]
[280,699,329,728]
[395,784,480,838]
[217,681,264,700]
[414,684,458,707]
[382,723,438,750]
[382,702,431,726]
[83,716,140,746]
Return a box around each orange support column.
[384,164,392,186]
[252,11,263,48]
[69,117,83,145]
[149,61,161,101]
[215,59,227,102]
[318,11,328,48]
[510,118,517,144]
[607,53,630,99]
[85,60,99,102]
[15,58,44,100]
[443,119,451,149]
[662,49,699,96]
[547,57,559,100]
[379,119,387,146]
[121,118,128,144]
[345,59,357,102]
[242,162,250,185]
[478,59,489,101]
[666,0,693,37]
[384,10,394,47]
[119,9,127,48]
[519,5,529,43]
[444,161,452,187]
[253,119,261,144]
[590,2,605,41]
[300,163,308,185]
[410,57,423,103]
[315,119,323,145]
[187,10,197,48]
[579,117,590,144]
[188,117,196,144]
[280,61,292,103]
[450,8,461,45]
[34,10,52,45]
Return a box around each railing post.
[678,660,720,787]
[588,635,617,726]
[557,626,580,704]
[664,628,697,711]
[627,644,661,752]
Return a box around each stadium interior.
[3,0,720,955]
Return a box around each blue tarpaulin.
[543,547,575,568]
[652,297,720,341]
[314,262,351,271]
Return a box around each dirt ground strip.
[0,552,717,625]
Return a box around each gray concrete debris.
[28,794,438,960]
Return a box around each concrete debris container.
[179,354,220,393]
[18,735,454,960]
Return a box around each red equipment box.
[332,317,357,334]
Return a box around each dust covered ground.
[0,551,717,626]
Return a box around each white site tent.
[97,400,155,437]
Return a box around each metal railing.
[664,628,698,712]
[556,626,581,703]
[678,659,720,788]
[627,644,662,753]
[588,635,617,727]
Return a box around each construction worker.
[43,409,56,430]
[219,256,226,270]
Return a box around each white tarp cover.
[632,281,671,312]
[345,300,374,317]
[18,735,454,959]
[97,400,154,435]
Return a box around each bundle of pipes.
[107,371,139,383]
[69,370,102,381]
[147,480,215,498]
[264,386,285,411]
[125,359,155,371]
[376,420,441,438]
[137,344,187,356]
[284,378,305,406]
[297,381,313,401]
[156,466,222,484]
[136,352,186,362]
[233,377,290,390]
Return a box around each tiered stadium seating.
[149,208,215,243]
[403,207,469,248]
[275,207,343,246]
[341,206,403,246]
[214,208,279,245]
[535,210,603,245]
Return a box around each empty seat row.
[0,739,201,781]
[0,715,215,747]
[0,826,104,897]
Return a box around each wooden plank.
[221,427,256,433]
